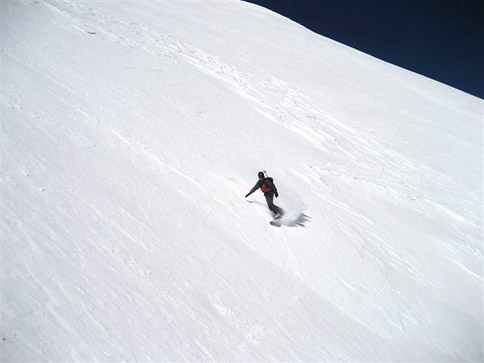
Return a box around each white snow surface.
[2,1,483,362]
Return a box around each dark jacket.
[247,177,278,196]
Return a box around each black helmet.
[258,171,265,178]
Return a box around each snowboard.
[269,213,284,227]
[270,219,283,227]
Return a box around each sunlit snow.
[2,1,483,361]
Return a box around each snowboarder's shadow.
[270,213,311,228]
[290,213,311,227]
[247,200,311,227]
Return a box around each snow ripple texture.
[2,1,482,362]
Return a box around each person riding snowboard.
[245,171,284,218]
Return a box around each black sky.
[244,0,484,99]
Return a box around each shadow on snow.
[271,213,311,228]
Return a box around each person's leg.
[264,193,275,213]
[265,193,283,215]
[273,203,283,215]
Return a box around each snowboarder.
[245,171,284,218]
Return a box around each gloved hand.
[245,193,250,198]
[275,192,279,198]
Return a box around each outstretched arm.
[245,180,261,198]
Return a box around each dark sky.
[244,0,484,99]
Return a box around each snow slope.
[2,1,483,361]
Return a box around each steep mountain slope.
[2,1,482,361]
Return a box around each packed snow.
[2,1,483,361]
